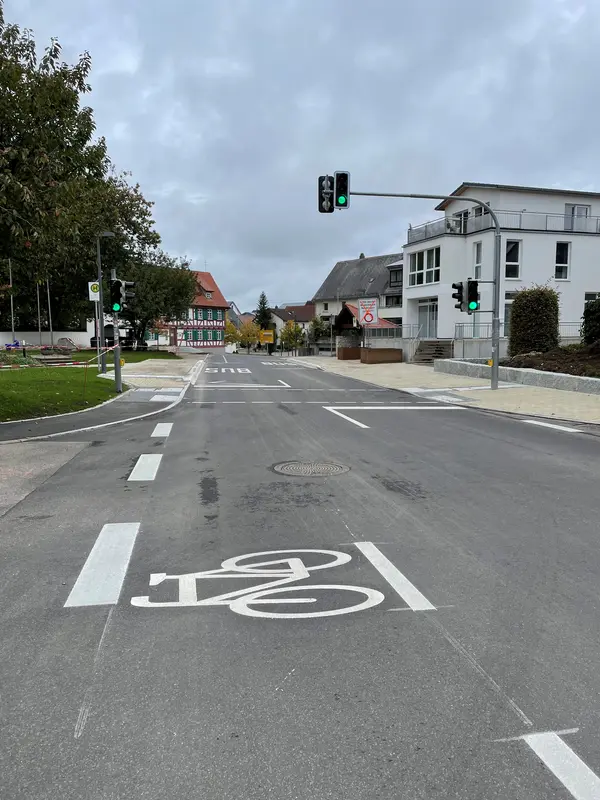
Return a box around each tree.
[238,320,260,353]
[280,320,304,352]
[508,286,559,357]
[118,251,197,346]
[309,316,329,342]
[581,299,600,345]
[255,291,271,329]
[225,319,240,344]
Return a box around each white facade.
[402,184,600,340]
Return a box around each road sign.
[88,281,100,301]
[358,298,378,325]
[259,330,274,344]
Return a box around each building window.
[453,210,469,234]
[207,309,213,321]
[409,246,440,286]
[216,309,223,320]
[192,329,200,341]
[504,291,518,336]
[585,292,600,303]
[193,308,200,320]
[323,302,329,311]
[474,241,482,280]
[505,240,520,279]
[385,295,402,307]
[565,204,590,232]
[205,291,212,299]
[555,242,570,280]
[389,270,402,286]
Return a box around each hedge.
[581,298,600,345]
[508,286,559,357]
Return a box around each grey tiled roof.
[312,253,403,302]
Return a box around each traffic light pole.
[96,237,107,373]
[350,191,502,390]
[113,310,123,393]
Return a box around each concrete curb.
[0,358,206,444]
[434,358,600,395]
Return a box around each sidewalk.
[292,356,600,424]
[0,356,205,442]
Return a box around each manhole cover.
[272,461,350,477]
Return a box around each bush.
[508,286,559,357]
[581,298,600,345]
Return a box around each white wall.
[0,320,95,347]
[441,188,600,217]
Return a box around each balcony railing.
[407,210,600,244]
[454,322,581,340]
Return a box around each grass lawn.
[0,367,120,422]
[75,349,179,364]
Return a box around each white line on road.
[354,542,436,611]
[65,523,141,607]
[523,420,582,434]
[333,406,466,411]
[150,394,178,402]
[324,407,370,428]
[151,423,173,437]
[278,379,291,387]
[222,354,227,363]
[128,454,163,481]
[252,401,274,404]
[523,732,600,800]
[222,401,246,404]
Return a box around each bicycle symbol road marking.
[131,548,385,619]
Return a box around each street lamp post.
[96,231,115,373]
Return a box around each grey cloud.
[7,0,600,310]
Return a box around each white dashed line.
[151,423,173,437]
[523,420,582,434]
[523,732,600,800]
[128,454,163,482]
[354,542,436,611]
[64,523,141,607]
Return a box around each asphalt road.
[1,352,600,799]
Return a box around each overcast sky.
[7,0,597,311]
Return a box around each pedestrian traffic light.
[318,175,334,213]
[452,281,467,312]
[120,280,136,311]
[466,279,480,314]
[334,171,350,208]
[110,279,123,312]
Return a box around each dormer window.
[205,291,212,299]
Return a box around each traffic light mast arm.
[345,189,502,390]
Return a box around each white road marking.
[222,401,246,404]
[494,728,579,743]
[277,379,291,387]
[354,542,436,611]
[150,394,177,402]
[523,420,582,434]
[65,523,141,607]
[324,407,370,428]
[523,732,600,800]
[128,454,163,481]
[151,423,173,437]
[332,405,465,411]
[252,401,274,404]
[222,354,227,363]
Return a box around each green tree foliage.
[225,319,240,344]
[239,320,260,352]
[280,320,304,351]
[118,251,197,346]
[508,286,560,357]
[581,298,600,345]
[255,291,271,329]
[309,316,329,342]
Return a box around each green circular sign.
[468,301,478,310]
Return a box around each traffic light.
[110,279,123,312]
[334,171,350,208]
[318,175,334,213]
[120,280,136,311]
[452,281,466,313]
[466,279,480,314]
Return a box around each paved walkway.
[292,356,600,424]
[103,354,204,388]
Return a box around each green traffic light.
[468,301,478,310]
[112,303,121,312]
[337,195,347,205]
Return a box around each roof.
[435,182,600,211]
[313,253,403,302]
[345,303,399,328]
[271,303,315,324]
[192,271,228,308]
[239,313,255,325]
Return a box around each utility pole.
[96,231,115,373]
[110,268,123,393]
[8,258,15,342]
[349,191,502,390]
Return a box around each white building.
[402,181,600,349]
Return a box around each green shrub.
[508,286,559,357]
[581,298,600,345]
